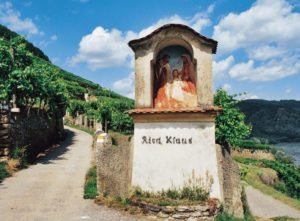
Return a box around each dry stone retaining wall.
[216,144,244,218]
[95,132,133,198]
[0,108,64,161]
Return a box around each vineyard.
[0,24,133,133]
[235,157,300,200]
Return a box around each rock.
[162,206,175,214]
[157,212,169,218]
[164,218,176,221]
[176,206,194,212]
[172,213,190,219]
[191,212,202,217]
[146,204,161,212]
[187,218,198,221]
[194,205,209,212]
[202,211,209,216]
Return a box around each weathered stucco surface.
[131,26,215,108]
[132,121,223,200]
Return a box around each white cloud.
[285,88,292,94]
[248,45,286,61]
[112,73,134,99]
[71,5,213,70]
[206,4,215,14]
[0,2,42,36]
[212,0,300,82]
[229,56,300,81]
[221,83,231,91]
[138,12,211,38]
[213,55,235,79]
[70,27,135,69]
[238,93,259,100]
[213,0,300,53]
[50,35,58,41]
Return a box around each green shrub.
[10,146,27,168]
[235,139,271,151]
[234,157,300,199]
[215,213,243,221]
[84,166,98,199]
[0,162,10,182]
[272,216,298,221]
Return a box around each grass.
[238,163,300,211]
[0,161,10,182]
[83,166,98,199]
[271,217,299,221]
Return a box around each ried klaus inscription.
[141,136,193,145]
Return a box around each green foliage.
[234,157,300,199]
[1,24,133,135]
[235,139,271,151]
[67,98,134,134]
[0,35,67,117]
[215,213,243,221]
[0,24,49,61]
[0,162,10,182]
[214,89,252,147]
[272,216,298,221]
[84,166,98,199]
[10,146,28,168]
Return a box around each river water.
[274,142,300,166]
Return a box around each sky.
[1,0,300,100]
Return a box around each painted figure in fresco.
[180,54,196,95]
[154,54,197,108]
[160,54,172,86]
[180,54,195,83]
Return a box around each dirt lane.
[245,186,300,219]
[0,126,141,221]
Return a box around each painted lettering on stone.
[141,136,192,145]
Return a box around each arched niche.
[152,41,198,109]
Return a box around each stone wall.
[64,112,102,131]
[0,109,10,158]
[0,108,64,161]
[95,132,132,198]
[216,144,244,218]
[231,149,274,161]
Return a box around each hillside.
[0,25,134,133]
[0,24,129,102]
[238,99,300,143]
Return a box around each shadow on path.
[34,129,76,165]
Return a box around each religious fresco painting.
[154,45,197,109]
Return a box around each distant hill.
[238,99,300,143]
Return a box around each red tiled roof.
[128,24,218,54]
[127,106,222,115]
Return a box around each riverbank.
[274,142,300,166]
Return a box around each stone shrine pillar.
[128,24,223,200]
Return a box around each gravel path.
[245,186,300,219]
[0,126,142,221]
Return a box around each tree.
[214,89,252,148]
